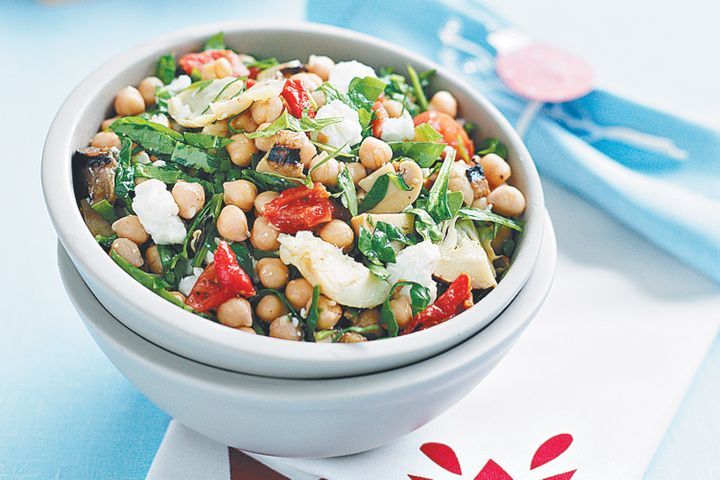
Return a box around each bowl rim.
[57,213,556,396]
[42,21,545,375]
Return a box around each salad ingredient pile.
[74,32,526,343]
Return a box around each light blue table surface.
[1,0,717,478]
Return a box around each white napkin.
[147,183,720,480]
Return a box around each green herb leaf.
[414,122,443,143]
[91,199,117,223]
[170,143,221,173]
[111,248,169,291]
[156,54,177,85]
[255,288,302,320]
[94,234,117,249]
[358,174,389,213]
[337,164,358,216]
[183,194,223,260]
[367,262,390,280]
[246,57,279,70]
[389,142,445,167]
[203,32,225,50]
[476,138,508,158]
[358,222,415,265]
[114,136,135,206]
[458,207,523,231]
[228,242,255,279]
[304,285,321,341]
[347,76,387,108]
[244,111,342,139]
[407,65,429,111]
[378,280,432,337]
[240,169,303,192]
[405,207,443,242]
[110,116,182,156]
[426,147,461,222]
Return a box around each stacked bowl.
[44,23,556,457]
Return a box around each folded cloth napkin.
[147,184,720,480]
[308,0,720,284]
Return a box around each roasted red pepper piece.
[371,100,389,138]
[413,111,474,162]
[185,264,235,313]
[178,50,249,77]
[264,183,334,234]
[402,274,473,334]
[281,79,314,118]
[185,242,256,312]
[214,241,256,298]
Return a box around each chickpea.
[172,181,205,219]
[340,332,367,343]
[217,297,253,328]
[101,117,120,131]
[254,191,279,216]
[202,119,229,137]
[472,196,489,210]
[168,291,186,303]
[359,137,392,171]
[345,162,367,185]
[290,72,323,91]
[256,258,289,289]
[381,98,404,118]
[448,162,474,206]
[214,57,233,79]
[311,90,326,108]
[269,315,303,341]
[250,96,284,125]
[479,153,512,189]
[250,216,280,251]
[230,110,257,133]
[488,184,526,217]
[252,122,276,152]
[145,245,163,274]
[389,296,413,329]
[223,179,257,212]
[226,133,258,167]
[138,76,163,105]
[309,153,340,187]
[319,220,354,252]
[91,131,121,149]
[354,309,379,329]
[110,238,143,267]
[217,205,250,242]
[285,278,313,310]
[308,295,342,330]
[114,86,145,116]
[300,141,317,169]
[429,90,458,118]
[306,55,335,81]
[112,215,148,245]
[256,295,288,323]
[274,130,307,149]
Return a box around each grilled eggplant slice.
[73,147,118,204]
[465,163,490,199]
[257,145,304,178]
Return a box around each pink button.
[496,43,594,103]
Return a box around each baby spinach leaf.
[110,248,169,291]
[458,207,523,231]
[246,57,279,70]
[347,76,387,108]
[114,136,135,206]
[358,174,389,213]
[337,164,358,216]
[240,169,303,192]
[304,285,321,341]
[367,262,390,280]
[244,111,342,139]
[378,280,431,337]
[183,193,223,258]
[111,116,182,156]
[414,122,443,143]
[228,242,255,278]
[476,138,508,158]
[405,207,443,243]
[203,32,225,50]
[156,54,177,85]
[183,132,234,150]
[358,222,415,266]
[170,143,220,173]
[134,163,182,183]
[94,234,117,249]
[389,142,445,167]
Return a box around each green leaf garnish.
[155,54,177,85]
[458,207,523,231]
[378,281,431,337]
[475,138,508,158]
[240,169,303,192]
[407,65,429,111]
[90,199,117,223]
[337,164,358,216]
[358,174,389,213]
[426,147,462,222]
[244,111,343,139]
[304,285,321,341]
[203,32,225,51]
[114,136,135,208]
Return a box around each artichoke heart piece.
[434,220,497,289]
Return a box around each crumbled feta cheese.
[178,267,204,296]
[312,100,363,152]
[387,241,441,302]
[132,179,187,245]
[204,250,215,265]
[328,60,377,93]
[380,110,416,142]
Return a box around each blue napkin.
[308,0,720,283]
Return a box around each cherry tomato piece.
[281,79,314,118]
[402,274,473,334]
[178,50,249,77]
[413,111,474,161]
[371,100,389,138]
[264,183,334,234]
[214,241,256,298]
[185,263,235,313]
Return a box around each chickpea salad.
[73,32,526,343]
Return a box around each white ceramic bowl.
[43,22,545,379]
[58,215,555,457]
